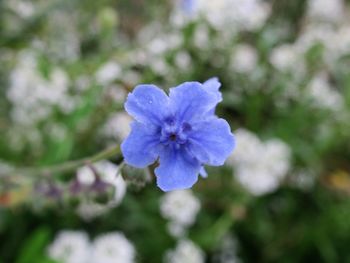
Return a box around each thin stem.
[0,145,121,179]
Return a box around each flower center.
[169,134,177,141]
[160,117,192,146]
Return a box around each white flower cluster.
[181,0,270,31]
[101,112,132,142]
[6,0,35,19]
[213,235,241,263]
[48,230,135,263]
[75,161,126,221]
[269,44,305,77]
[265,24,347,109]
[164,239,205,263]
[307,72,344,111]
[133,27,185,77]
[91,232,136,263]
[95,61,122,86]
[7,50,77,126]
[77,161,127,205]
[230,44,258,74]
[307,0,344,24]
[160,190,201,237]
[228,129,291,196]
[296,1,350,66]
[45,10,81,61]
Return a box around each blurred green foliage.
[0,0,350,262]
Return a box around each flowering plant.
[121,78,235,191]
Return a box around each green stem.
[0,145,121,179]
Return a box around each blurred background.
[1,0,350,262]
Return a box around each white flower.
[229,129,291,196]
[7,0,35,18]
[165,239,205,263]
[7,50,73,125]
[95,61,122,85]
[77,161,127,204]
[76,201,111,221]
[48,231,91,263]
[123,70,141,86]
[227,129,261,165]
[307,72,343,111]
[193,25,210,49]
[160,190,201,228]
[307,0,344,24]
[97,161,127,205]
[269,44,305,77]
[46,10,81,61]
[325,25,350,64]
[107,85,128,103]
[77,166,96,186]
[91,232,135,263]
[296,24,334,54]
[102,112,132,141]
[213,236,241,263]
[167,221,187,238]
[174,51,192,69]
[193,0,270,31]
[231,44,258,74]
[0,160,13,174]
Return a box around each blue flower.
[121,78,235,191]
[179,0,197,15]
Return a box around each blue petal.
[199,166,208,178]
[155,146,201,191]
[121,121,161,168]
[187,118,235,166]
[125,84,169,125]
[169,82,218,123]
[203,77,222,114]
[180,0,197,14]
[203,77,221,95]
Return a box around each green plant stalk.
[0,145,121,179]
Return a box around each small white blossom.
[229,129,291,196]
[102,112,132,141]
[95,61,122,85]
[213,236,241,263]
[7,50,73,126]
[77,161,127,204]
[165,239,205,263]
[307,0,344,24]
[269,44,305,77]
[48,231,91,263]
[307,72,343,111]
[76,201,111,221]
[191,0,270,31]
[193,25,210,49]
[0,160,13,174]
[150,58,170,75]
[123,70,141,86]
[325,25,350,64]
[231,44,258,74]
[46,11,81,61]
[7,0,35,18]
[91,232,136,263]
[160,190,201,227]
[174,51,192,69]
[77,166,96,186]
[107,85,128,103]
[296,24,334,54]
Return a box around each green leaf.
[15,227,52,263]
